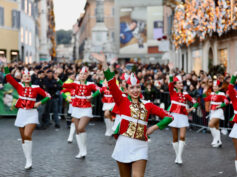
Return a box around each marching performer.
[3,61,50,170]
[228,73,237,173]
[92,53,173,177]
[168,63,198,164]
[94,73,115,136]
[203,80,229,148]
[60,66,99,158]
[59,73,76,143]
[61,87,76,143]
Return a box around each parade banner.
[0,83,18,116]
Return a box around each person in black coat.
[43,70,62,128]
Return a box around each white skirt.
[68,104,73,114]
[71,107,93,119]
[112,114,121,131]
[112,135,148,163]
[229,123,237,138]
[15,108,39,127]
[102,103,115,111]
[210,109,224,120]
[169,113,189,128]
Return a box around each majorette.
[4,66,50,170]
[92,52,174,177]
[93,78,115,136]
[168,67,198,164]
[228,73,237,174]
[61,87,76,143]
[60,66,99,158]
[203,79,229,148]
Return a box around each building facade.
[75,0,173,64]
[0,0,20,62]
[171,0,237,74]
[20,0,38,63]
[76,0,116,62]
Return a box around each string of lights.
[172,0,237,48]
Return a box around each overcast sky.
[54,0,86,30]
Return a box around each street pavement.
[0,118,235,177]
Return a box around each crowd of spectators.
[0,61,236,129]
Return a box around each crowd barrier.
[153,92,234,132]
[90,91,234,132]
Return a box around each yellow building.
[0,0,19,62]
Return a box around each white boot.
[108,119,114,136]
[67,123,75,143]
[104,119,110,136]
[75,134,81,158]
[235,160,237,174]
[172,142,179,163]
[23,140,32,170]
[212,129,222,148]
[177,141,185,164]
[75,133,87,158]
[210,128,217,146]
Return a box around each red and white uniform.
[168,77,197,128]
[100,86,115,111]
[107,75,172,162]
[62,81,98,119]
[228,81,237,138]
[5,74,50,127]
[204,92,229,120]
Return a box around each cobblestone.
[0,118,235,177]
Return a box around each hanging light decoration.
[172,0,236,48]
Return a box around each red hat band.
[22,68,30,75]
[174,75,182,82]
[127,73,140,85]
[121,73,129,81]
[80,66,88,73]
[213,80,220,87]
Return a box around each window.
[29,32,32,46]
[95,0,104,22]
[218,48,228,69]
[12,10,20,29]
[25,51,28,64]
[111,31,115,40]
[21,0,25,10]
[182,54,184,70]
[24,0,28,14]
[10,50,19,62]
[21,27,24,43]
[192,49,202,74]
[0,7,4,26]
[29,53,32,63]
[25,30,28,45]
[111,7,114,16]
[29,2,31,16]
[0,49,6,58]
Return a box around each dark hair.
[38,70,44,75]
[47,70,53,73]
[131,20,137,24]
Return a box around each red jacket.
[100,86,115,104]
[107,73,173,141]
[203,92,229,110]
[228,76,237,122]
[62,81,98,108]
[5,74,50,109]
[169,79,197,115]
